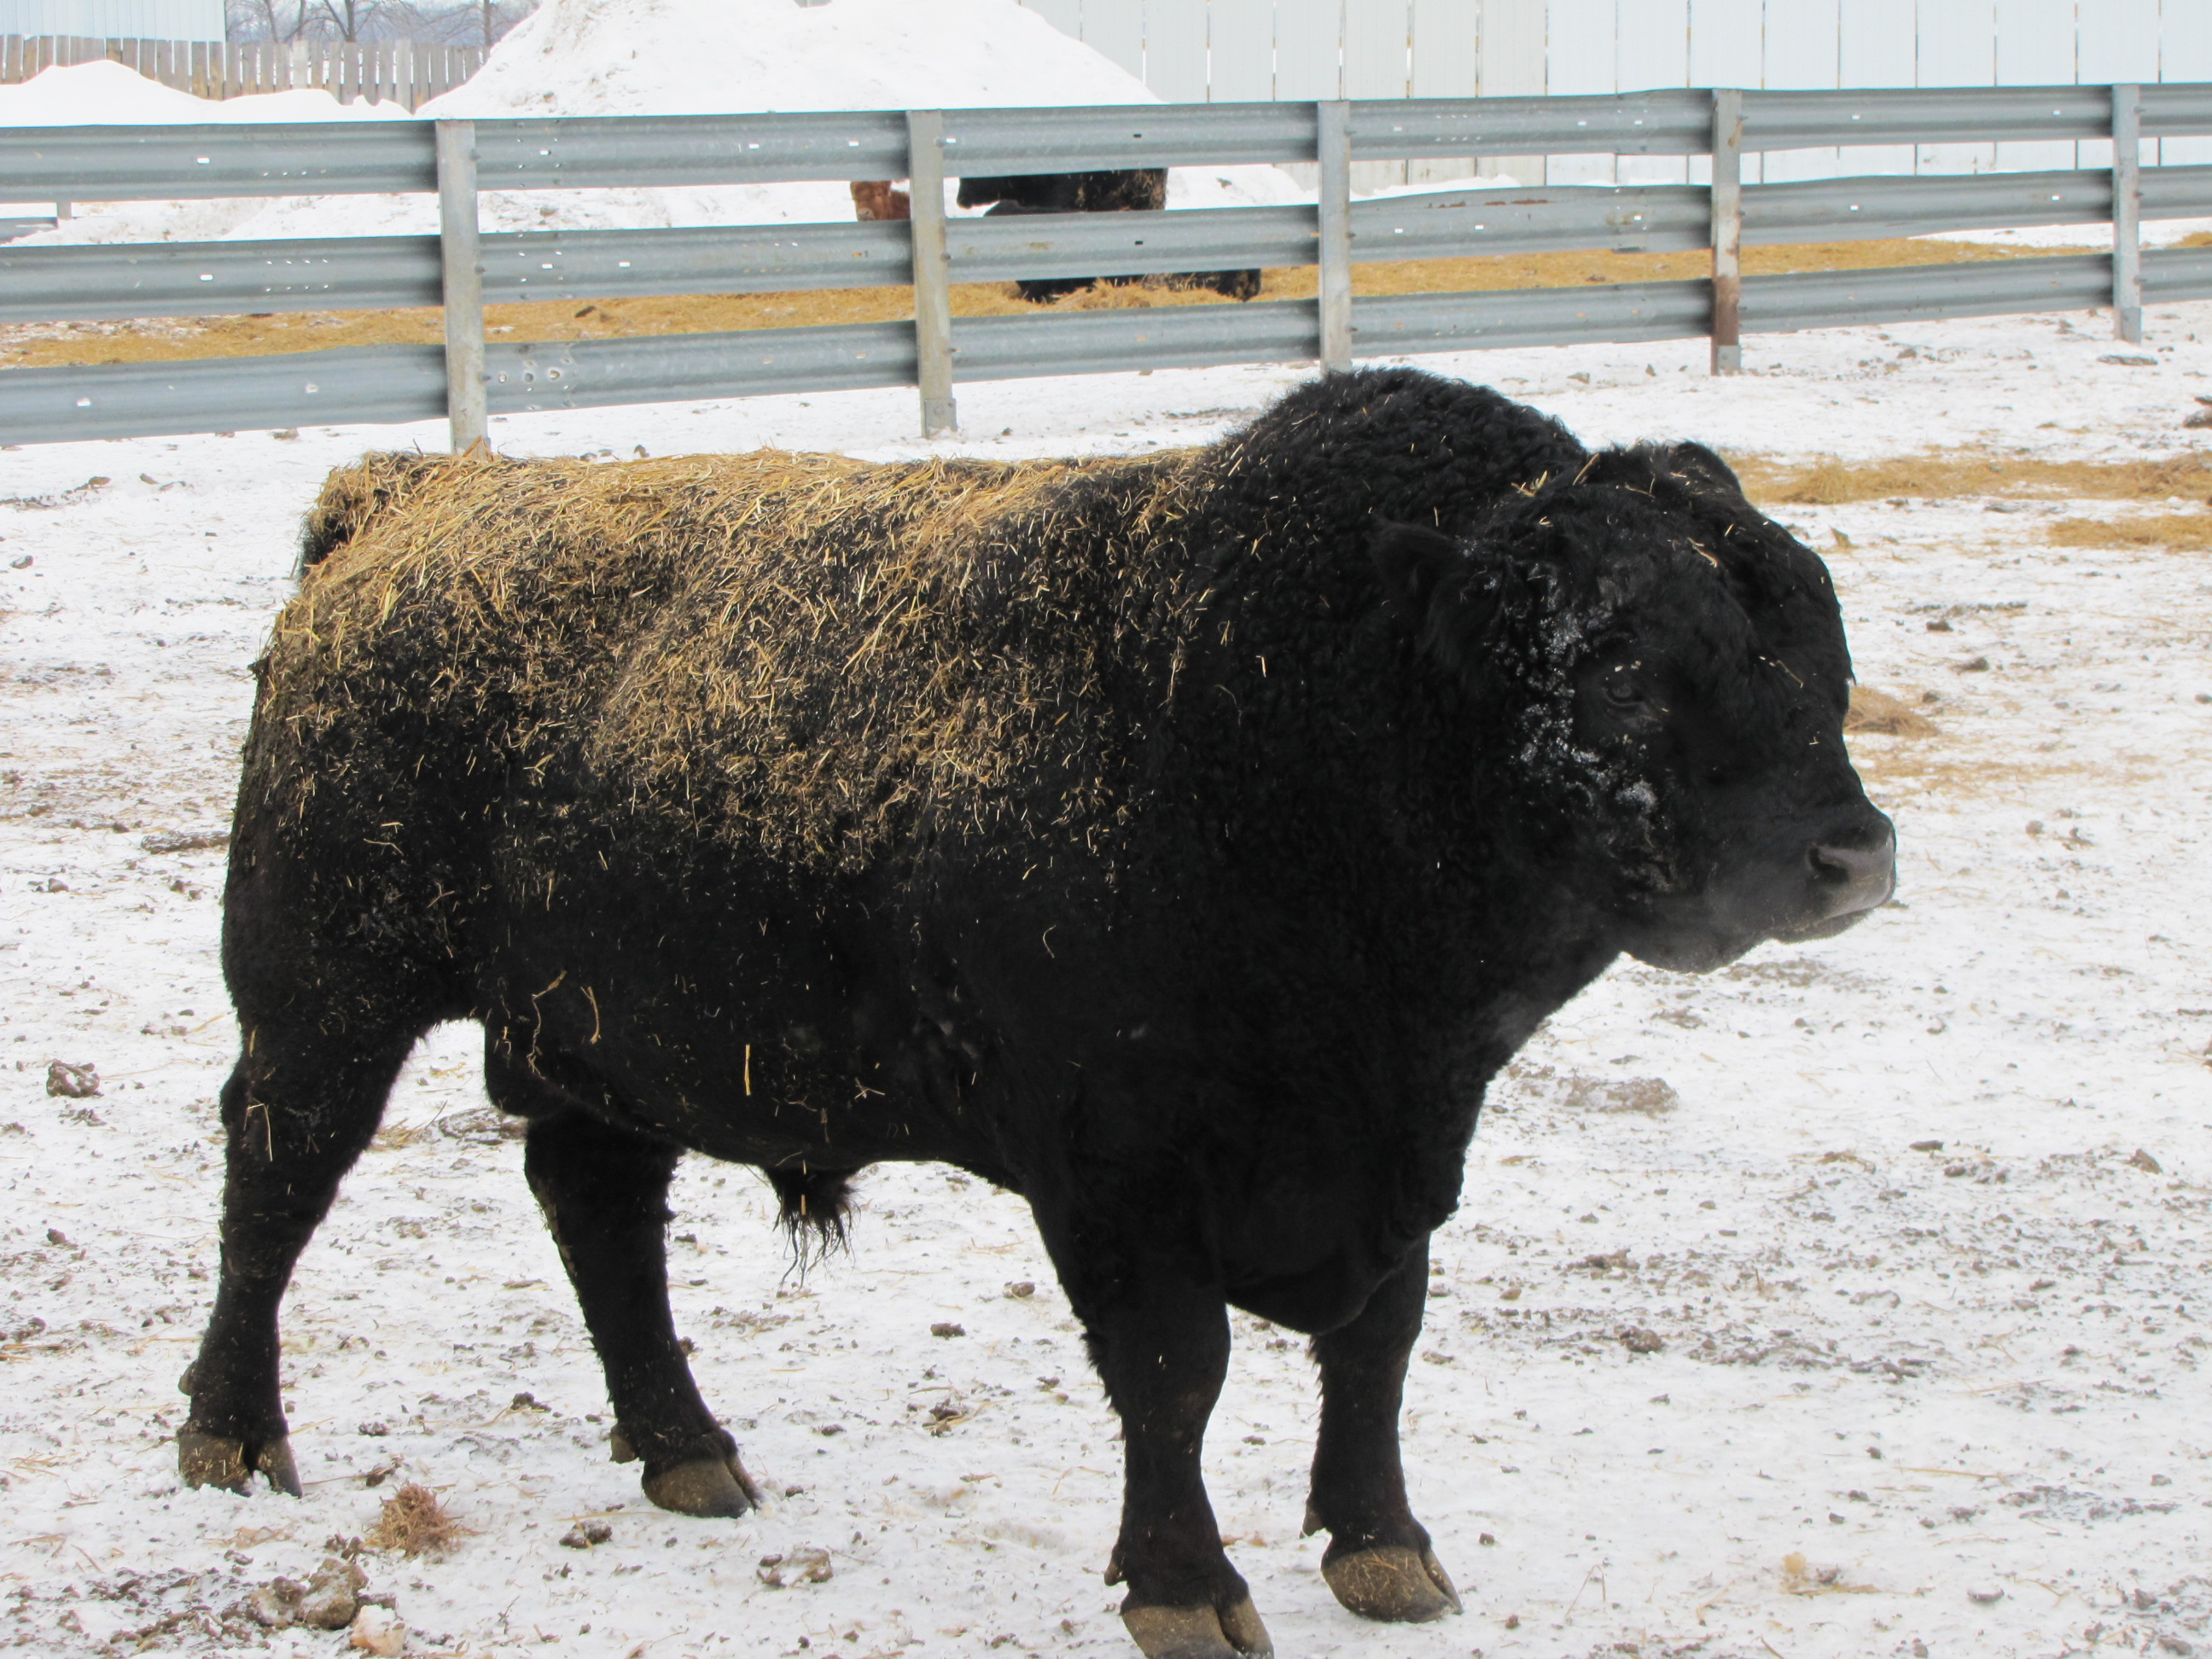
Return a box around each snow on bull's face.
[1375,441,1895,974]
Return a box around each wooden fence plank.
[1274,0,1340,101]
[2076,0,2157,172]
[1994,0,2074,171]
[1208,0,1274,102]
[1144,0,1207,103]
[1618,0,1691,183]
[1022,0,1081,44]
[1548,0,1619,183]
[1407,0,1478,182]
[1478,0,1548,182]
[1918,0,1997,176]
[1079,0,1144,83]
[1344,0,1406,96]
[1761,0,1842,182]
[2168,1,2212,165]
[1837,0,1916,175]
[1346,0,1407,188]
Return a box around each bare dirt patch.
[0,235,2093,370]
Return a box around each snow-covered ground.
[3,308,2211,1659]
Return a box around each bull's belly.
[1226,1256,1387,1336]
[499,1018,1008,1173]
[1214,1196,1418,1336]
[469,927,1015,1184]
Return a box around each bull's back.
[247,446,1201,883]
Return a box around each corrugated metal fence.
[1018,0,2212,185]
[0,34,483,108]
[1,84,2209,448]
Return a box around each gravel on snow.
[3,308,2210,1659]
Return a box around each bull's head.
[1373,441,1895,973]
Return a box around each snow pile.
[429,0,1159,119]
[0,59,408,127]
[22,0,1301,253]
[0,61,414,244]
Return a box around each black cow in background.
[957,167,1263,302]
[178,370,1894,1659]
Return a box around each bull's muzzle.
[1807,828,1896,920]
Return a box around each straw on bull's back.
[262,446,1208,870]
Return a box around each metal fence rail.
[16,85,2212,197]
[3,83,2210,447]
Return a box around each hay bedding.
[266,447,1214,872]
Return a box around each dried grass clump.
[1845,686,1939,738]
[0,235,2088,371]
[1727,450,2212,507]
[367,1120,429,1152]
[365,1481,459,1557]
[1780,1550,1881,1597]
[2044,511,2212,551]
[264,446,1211,873]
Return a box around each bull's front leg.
[1302,1237,1463,1622]
[1079,1272,1272,1659]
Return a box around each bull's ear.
[1370,521,1464,626]
[1662,440,1750,505]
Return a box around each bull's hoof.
[641,1455,759,1518]
[178,1429,301,1497]
[1121,1597,1272,1659]
[1320,1542,1462,1622]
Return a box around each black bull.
[178,370,1893,1659]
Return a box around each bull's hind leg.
[1302,1238,1462,1622]
[180,1022,422,1493]
[496,1067,759,1518]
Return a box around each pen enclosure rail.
[2,82,2210,446]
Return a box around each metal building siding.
[0,0,223,39]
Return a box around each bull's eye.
[1604,677,1645,707]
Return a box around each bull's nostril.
[1808,831,1896,916]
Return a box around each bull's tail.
[764,1163,855,1264]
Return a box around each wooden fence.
[0,34,483,109]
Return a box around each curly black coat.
[182,369,1891,1658]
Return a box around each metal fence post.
[434,119,487,453]
[1317,99,1353,372]
[2111,83,2143,345]
[1709,87,1743,375]
[906,108,958,438]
